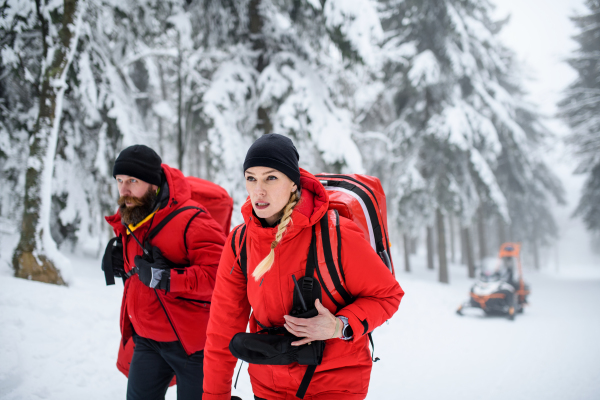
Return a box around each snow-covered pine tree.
[372,0,509,282]
[558,0,600,233]
[9,0,86,285]
[0,1,38,229]
[494,100,565,269]
[197,0,382,216]
[372,0,564,279]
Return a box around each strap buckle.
[125,267,139,279]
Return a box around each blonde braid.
[252,192,299,281]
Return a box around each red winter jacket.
[105,164,226,368]
[203,169,404,400]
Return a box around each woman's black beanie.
[112,144,163,186]
[243,134,301,188]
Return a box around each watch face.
[343,322,353,338]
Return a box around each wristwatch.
[337,316,353,340]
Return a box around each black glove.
[134,246,171,291]
[229,332,325,366]
[102,237,125,285]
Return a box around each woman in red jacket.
[203,134,404,400]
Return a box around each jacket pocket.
[175,296,211,307]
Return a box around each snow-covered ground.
[1,246,599,400]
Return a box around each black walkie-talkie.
[292,274,308,312]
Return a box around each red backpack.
[315,173,394,276]
[186,176,233,235]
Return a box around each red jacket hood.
[105,164,192,235]
[240,168,329,233]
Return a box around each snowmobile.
[456,243,530,320]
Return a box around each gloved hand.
[102,237,125,285]
[134,246,171,291]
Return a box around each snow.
[323,0,383,67]
[408,50,440,86]
[2,0,600,396]
[370,261,600,400]
[1,248,599,399]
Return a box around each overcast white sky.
[492,0,599,268]
[493,0,586,119]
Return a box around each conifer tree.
[559,0,600,233]
[11,0,84,285]
[372,0,565,278]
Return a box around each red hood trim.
[105,164,192,233]
[241,168,329,230]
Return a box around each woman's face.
[245,166,298,225]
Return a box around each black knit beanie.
[243,134,301,188]
[112,144,162,186]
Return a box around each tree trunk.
[12,0,82,285]
[249,0,273,134]
[177,32,184,170]
[497,214,507,245]
[532,239,540,270]
[449,213,455,263]
[460,223,467,265]
[477,206,487,261]
[437,208,449,283]
[403,233,411,272]
[410,237,417,255]
[463,227,476,278]
[426,226,434,270]
[249,0,266,71]
[157,63,167,157]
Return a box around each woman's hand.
[283,299,342,346]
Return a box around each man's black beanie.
[243,134,301,188]
[112,144,162,186]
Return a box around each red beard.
[118,187,157,226]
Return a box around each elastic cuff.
[338,310,367,339]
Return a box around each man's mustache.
[117,196,145,207]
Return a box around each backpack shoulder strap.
[314,210,353,310]
[147,205,204,241]
[230,223,247,280]
[183,209,206,253]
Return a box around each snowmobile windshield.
[479,271,501,282]
[478,257,500,282]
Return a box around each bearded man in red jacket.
[103,144,226,400]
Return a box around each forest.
[1,0,599,285]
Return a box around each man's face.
[116,175,154,205]
[115,175,158,225]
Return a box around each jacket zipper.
[154,289,190,355]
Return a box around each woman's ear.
[291,183,298,193]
